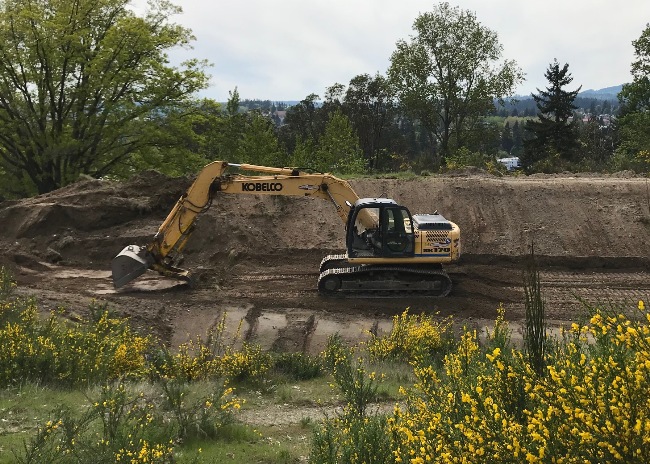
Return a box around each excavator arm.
[111,161,367,288]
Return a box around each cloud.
[159,0,649,100]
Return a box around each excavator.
[111,161,461,296]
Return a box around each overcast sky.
[152,0,650,102]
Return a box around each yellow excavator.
[111,161,461,296]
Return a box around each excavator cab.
[345,198,415,259]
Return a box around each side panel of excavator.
[412,213,461,262]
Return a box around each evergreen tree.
[236,112,286,167]
[219,88,246,161]
[522,59,581,171]
[511,121,524,157]
[315,110,366,174]
[501,121,514,153]
[589,100,598,117]
[601,100,612,115]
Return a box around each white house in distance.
[497,157,521,171]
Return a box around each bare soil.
[1,170,649,352]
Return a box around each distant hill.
[497,84,624,116]
[577,85,624,101]
[515,84,624,101]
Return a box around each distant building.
[273,110,287,124]
[497,157,520,171]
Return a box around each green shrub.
[272,352,324,381]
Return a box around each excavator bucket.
[111,245,154,288]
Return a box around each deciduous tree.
[343,73,395,171]
[614,24,650,172]
[387,2,523,166]
[314,110,365,174]
[0,0,208,197]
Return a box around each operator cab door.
[381,206,415,257]
[346,203,415,258]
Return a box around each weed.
[523,245,547,376]
[272,352,324,381]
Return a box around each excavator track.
[320,253,350,272]
[317,264,452,297]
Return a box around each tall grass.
[523,246,547,376]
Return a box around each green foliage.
[310,412,393,464]
[16,382,175,464]
[616,25,650,174]
[289,137,317,169]
[523,251,547,376]
[237,112,287,167]
[314,110,366,174]
[0,271,151,387]
[280,93,326,155]
[159,378,239,441]
[388,2,523,162]
[613,114,650,173]
[366,309,453,365]
[148,315,273,385]
[0,266,16,303]
[0,0,209,197]
[323,335,381,417]
[484,304,512,353]
[523,60,581,170]
[114,99,224,179]
[312,335,393,464]
[445,147,506,174]
[342,73,396,171]
[272,352,325,381]
[13,378,242,463]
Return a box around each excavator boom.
[112,161,361,288]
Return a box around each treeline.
[493,97,620,118]
[238,95,621,120]
[0,1,648,200]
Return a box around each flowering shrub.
[16,377,241,463]
[18,381,175,464]
[0,299,150,387]
[366,309,452,364]
[390,329,532,462]
[389,300,650,463]
[310,410,393,464]
[149,332,272,384]
[311,300,650,464]
[522,302,650,462]
[311,335,392,463]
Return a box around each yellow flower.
[639,300,645,311]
